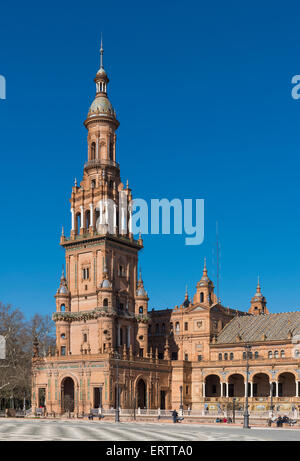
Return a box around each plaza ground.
[0,419,300,441]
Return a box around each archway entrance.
[61,377,75,412]
[278,372,296,397]
[137,379,146,409]
[228,374,244,397]
[205,375,221,397]
[253,373,270,397]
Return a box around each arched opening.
[61,377,75,413]
[137,379,146,409]
[205,374,221,397]
[139,306,143,314]
[109,137,114,160]
[75,212,81,235]
[278,372,296,397]
[60,304,65,312]
[253,373,270,397]
[228,374,244,397]
[103,298,108,307]
[91,142,96,160]
[200,292,204,303]
[85,210,90,229]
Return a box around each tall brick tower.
[32,43,170,415]
[56,39,148,358]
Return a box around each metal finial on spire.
[61,264,65,279]
[61,226,64,236]
[100,34,104,69]
[203,258,207,274]
[185,285,189,298]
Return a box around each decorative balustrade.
[84,159,119,169]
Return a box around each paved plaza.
[0,419,299,441]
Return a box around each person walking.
[172,409,178,423]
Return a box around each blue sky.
[0,0,300,317]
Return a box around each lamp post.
[243,344,251,429]
[179,385,183,414]
[270,381,274,414]
[114,351,120,423]
[232,397,236,423]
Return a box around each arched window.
[268,351,273,359]
[109,137,114,160]
[60,304,65,312]
[224,353,228,360]
[76,212,81,235]
[281,350,285,358]
[91,142,96,160]
[200,292,204,303]
[243,351,246,359]
[274,350,279,358]
[148,325,151,335]
[139,306,143,314]
[162,323,166,333]
[230,352,234,360]
[175,322,180,332]
[103,298,108,307]
[254,351,259,359]
[85,210,90,229]
[91,179,96,189]
[155,323,159,334]
[218,353,222,361]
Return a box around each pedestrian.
[276,415,283,427]
[172,409,178,423]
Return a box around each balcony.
[84,159,119,170]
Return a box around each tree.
[0,302,55,409]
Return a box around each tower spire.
[203,258,207,276]
[100,34,104,69]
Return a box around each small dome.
[96,67,108,78]
[137,287,147,297]
[101,278,112,289]
[59,286,68,294]
[88,96,115,117]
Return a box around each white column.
[113,203,117,234]
[250,381,253,398]
[71,208,75,231]
[121,207,126,234]
[220,382,223,397]
[96,138,99,159]
[244,382,247,397]
[128,200,132,233]
[99,200,103,225]
[90,203,94,227]
[202,382,206,398]
[105,199,109,224]
[275,381,279,397]
[296,381,299,398]
[226,382,229,398]
[80,206,84,229]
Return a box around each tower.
[55,41,147,357]
[193,259,217,306]
[249,277,268,315]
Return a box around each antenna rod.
[216,221,220,302]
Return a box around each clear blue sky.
[1,0,300,318]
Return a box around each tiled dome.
[88,96,115,117]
